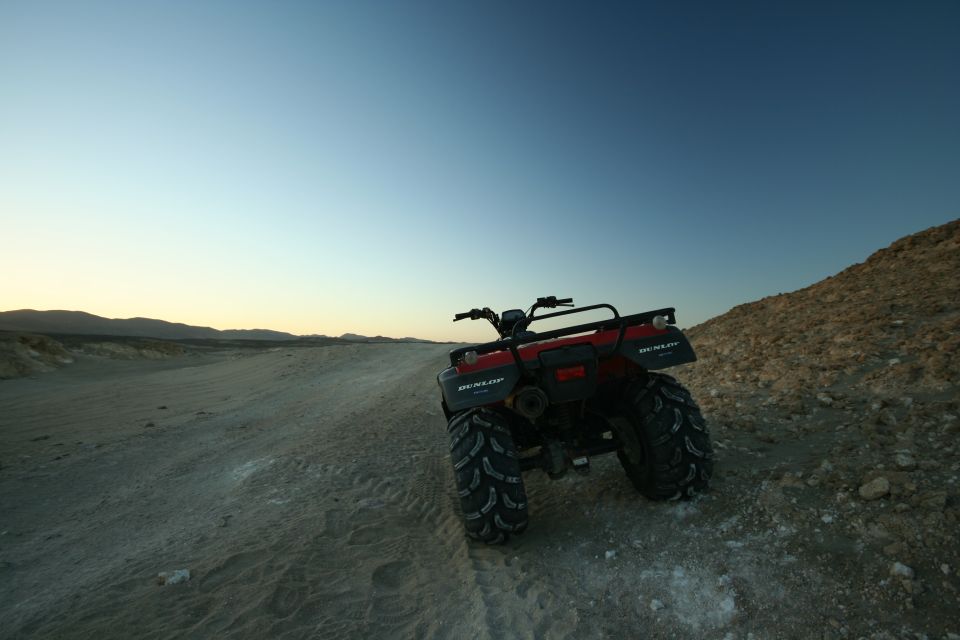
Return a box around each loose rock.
[894,452,917,471]
[918,491,947,510]
[859,477,890,501]
[890,562,914,579]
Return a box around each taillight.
[555,365,586,382]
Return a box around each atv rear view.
[437,297,713,544]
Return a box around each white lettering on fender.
[638,341,680,355]
[458,377,505,392]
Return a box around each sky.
[1,1,958,342]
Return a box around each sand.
[1,343,957,639]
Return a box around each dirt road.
[1,344,956,639]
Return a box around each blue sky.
[1,1,957,341]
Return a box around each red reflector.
[555,365,587,382]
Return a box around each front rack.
[449,305,677,370]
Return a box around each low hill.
[0,310,298,341]
[0,311,438,344]
[339,333,434,343]
[684,218,959,399]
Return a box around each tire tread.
[448,408,529,544]
[614,373,714,500]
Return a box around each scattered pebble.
[858,477,890,501]
[649,598,665,611]
[605,550,617,560]
[890,562,914,579]
[941,564,951,575]
[919,491,947,510]
[894,452,917,471]
[878,410,898,426]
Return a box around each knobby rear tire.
[447,408,529,544]
[614,373,714,500]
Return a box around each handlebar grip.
[454,308,485,321]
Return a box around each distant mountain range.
[0,310,434,343]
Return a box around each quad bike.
[437,296,713,544]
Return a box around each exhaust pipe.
[508,386,549,420]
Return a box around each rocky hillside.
[0,334,76,379]
[685,219,959,399]
[679,219,959,621]
[0,332,189,379]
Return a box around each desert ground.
[1,338,957,640]
[2,222,958,639]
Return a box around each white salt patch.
[664,564,738,630]
[231,458,274,482]
[672,502,700,520]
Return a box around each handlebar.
[536,296,573,308]
[530,296,574,318]
[453,307,493,322]
[453,296,574,333]
[448,295,571,337]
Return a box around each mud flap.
[620,328,697,370]
[438,364,521,412]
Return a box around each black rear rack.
[449,305,676,369]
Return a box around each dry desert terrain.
[0,340,956,640]
[2,221,958,639]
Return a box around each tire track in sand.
[167,345,497,639]
[4,343,565,639]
